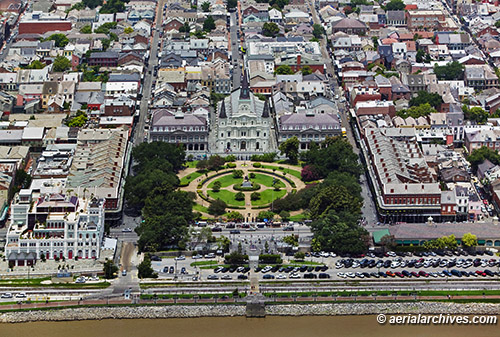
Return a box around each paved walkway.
[179,161,306,219]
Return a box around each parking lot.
[149,249,500,282]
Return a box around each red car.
[476,270,486,276]
[411,271,420,278]
[395,272,404,278]
[419,271,428,277]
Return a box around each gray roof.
[89,51,119,59]
[151,109,206,127]
[280,113,340,127]
[386,10,405,21]
[108,73,141,82]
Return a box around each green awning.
[403,240,411,245]
[372,229,391,244]
[478,240,486,245]
[411,240,420,245]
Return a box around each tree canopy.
[80,25,92,34]
[279,136,299,164]
[433,61,464,80]
[409,91,443,109]
[262,22,280,37]
[201,1,210,11]
[385,0,405,11]
[312,24,325,39]
[203,16,216,32]
[396,103,437,119]
[45,33,69,47]
[52,56,71,72]
[275,64,294,75]
[467,146,500,173]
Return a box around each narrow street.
[309,0,379,227]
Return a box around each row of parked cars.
[1,292,26,299]
[262,273,331,280]
[338,269,500,279]
[256,265,329,274]
[214,266,250,273]
[336,257,500,270]
[332,250,495,259]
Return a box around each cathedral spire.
[219,98,227,118]
[262,99,270,118]
[239,70,250,100]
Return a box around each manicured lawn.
[185,161,199,168]
[207,190,245,206]
[251,189,287,206]
[261,165,302,179]
[193,203,209,213]
[207,174,242,188]
[252,173,285,188]
[179,171,203,185]
[289,213,308,221]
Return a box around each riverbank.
[1,302,500,323]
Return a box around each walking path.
[179,161,306,219]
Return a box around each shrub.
[233,170,244,178]
[235,192,245,201]
[212,181,221,192]
[251,152,277,162]
[253,162,261,168]
[251,192,261,201]
[301,164,321,182]
[249,172,256,179]
[259,254,282,264]
[225,154,236,162]
[226,163,236,168]
[294,251,305,260]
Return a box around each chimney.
[297,55,301,66]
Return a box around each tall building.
[5,189,106,266]
[214,72,275,156]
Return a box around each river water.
[1,316,498,337]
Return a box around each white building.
[5,189,106,266]
[214,72,275,156]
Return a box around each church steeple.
[262,99,270,118]
[239,70,250,100]
[219,98,227,118]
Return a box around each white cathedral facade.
[214,72,276,155]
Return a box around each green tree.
[225,211,244,222]
[203,16,216,32]
[131,141,186,173]
[80,25,92,34]
[467,146,500,172]
[208,199,227,216]
[250,192,261,201]
[257,211,275,222]
[310,210,369,254]
[100,0,125,13]
[294,251,305,260]
[274,64,294,75]
[232,169,244,178]
[224,251,248,265]
[136,214,189,252]
[66,111,88,127]
[279,136,300,164]
[201,1,210,11]
[282,234,298,246]
[385,0,405,10]
[309,185,361,220]
[235,191,245,201]
[462,105,489,124]
[25,60,45,69]
[312,23,325,39]
[433,61,465,80]
[496,20,500,28]
[138,256,158,278]
[462,233,478,248]
[178,22,190,34]
[45,33,69,47]
[83,0,103,9]
[409,91,443,108]
[207,155,225,170]
[217,235,231,252]
[416,49,426,63]
[279,210,290,221]
[124,26,133,34]
[52,56,71,72]
[301,65,312,75]
[212,180,222,192]
[379,234,396,250]
[227,0,237,9]
[262,22,280,37]
[103,260,118,279]
[397,103,437,119]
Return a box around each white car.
[204,253,215,259]
[192,254,203,259]
[122,227,132,232]
[355,272,364,278]
[15,292,26,298]
[346,272,355,278]
[221,275,232,280]
[337,272,346,278]
[276,274,286,279]
[1,293,12,298]
[261,266,273,273]
[289,273,301,279]
[174,255,186,261]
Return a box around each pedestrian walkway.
[179,161,307,219]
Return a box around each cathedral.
[214,72,276,155]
